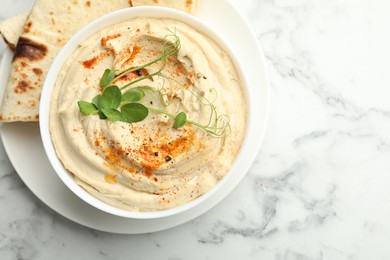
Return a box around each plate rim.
[0,0,270,234]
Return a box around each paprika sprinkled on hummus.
[49,18,246,212]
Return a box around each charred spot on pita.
[14,80,33,94]
[14,37,48,61]
[23,21,32,33]
[33,68,43,75]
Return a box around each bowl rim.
[40,6,263,219]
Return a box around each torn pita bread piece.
[130,0,198,15]
[0,0,133,122]
[0,12,29,51]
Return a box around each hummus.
[50,18,246,212]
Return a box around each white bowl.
[40,7,264,219]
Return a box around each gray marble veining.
[1,0,390,259]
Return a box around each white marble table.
[1,0,390,259]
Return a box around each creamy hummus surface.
[50,18,246,212]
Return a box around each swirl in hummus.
[50,18,246,212]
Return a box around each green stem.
[146,106,176,118]
[113,57,163,84]
[186,119,208,130]
[110,34,180,85]
[146,105,211,131]
[120,70,162,91]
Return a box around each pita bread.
[0,12,29,51]
[130,0,198,15]
[0,0,134,122]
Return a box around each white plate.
[0,0,270,234]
